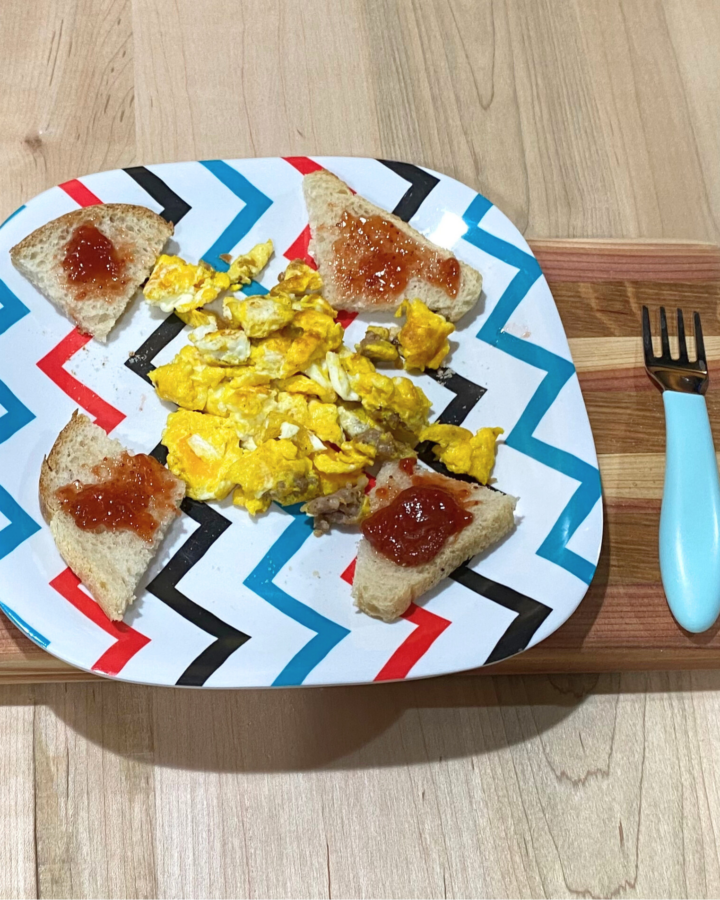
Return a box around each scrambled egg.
[356,326,400,363]
[146,241,499,518]
[285,311,344,374]
[272,260,323,296]
[293,294,336,316]
[176,308,221,330]
[313,440,376,474]
[149,345,230,411]
[225,387,277,441]
[275,373,336,404]
[224,294,295,337]
[396,299,455,371]
[231,439,319,515]
[163,409,245,501]
[189,322,251,366]
[335,403,384,438]
[144,256,231,314]
[226,240,274,288]
[419,424,503,484]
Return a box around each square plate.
[0,157,602,686]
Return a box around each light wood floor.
[1,1,720,897]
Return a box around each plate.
[0,157,602,687]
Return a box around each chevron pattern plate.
[0,157,602,687]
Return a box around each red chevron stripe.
[50,569,151,676]
[282,155,354,268]
[284,225,316,269]
[374,604,451,681]
[336,310,358,328]
[42,181,125,432]
[340,543,451,680]
[283,157,324,175]
[59,179,102,207]
[282,156,358,326]
[47,180,142,669]
[340,558,356,585]
[281,229,356,328]
[37,328,125,433]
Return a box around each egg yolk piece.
[272,260,323,296]
[312,440,376,474]
[163,409,245,501]
[419,423,503,484]
[353,371,432,436]
[230,439,320,514]
[396,299,455,371]
[149,346,229,412]
[223,293,295,338]
[144,255,231,313]
[226,240,273,288]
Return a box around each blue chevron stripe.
[0,280,30,337]
[244,505,350,685]
[0,485,40,561]
[0,205,25,230]
[241,280,268,296]
[0,601,49,648]
[200,160,273,272]
[463,195,602,585]
[0,380,34,444]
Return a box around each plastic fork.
[643,306,720,632]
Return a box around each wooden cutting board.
[3,239,720,683]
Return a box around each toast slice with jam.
[11,204,172,340]
[40,411,185,621]
[303,170,482,322]
[352,460,516,622]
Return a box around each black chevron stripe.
[449,567,552,663]
[427,367,487,426]
[377,160,440,221]
[125,313,186,383]
[414,366,550,661]
[415,366,486,478]
[149,441,168,465]
[124,166,191,225]
[146,497,251,687]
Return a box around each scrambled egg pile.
[354,298,456,372]
[419,424,503,486]
[145,243,501,519]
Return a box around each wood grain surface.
[2,1,720,897]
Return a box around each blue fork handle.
[660,392,720,632]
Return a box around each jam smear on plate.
[56,452,179,542]
[331,211,461,302]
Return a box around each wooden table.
[3,1,720,897]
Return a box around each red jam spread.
[55,452,179,542]
[331,211,461,302]
[361,484,473,567]
[62,224,130,297]
[399,456,416,475]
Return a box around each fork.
[643,306,720,632]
